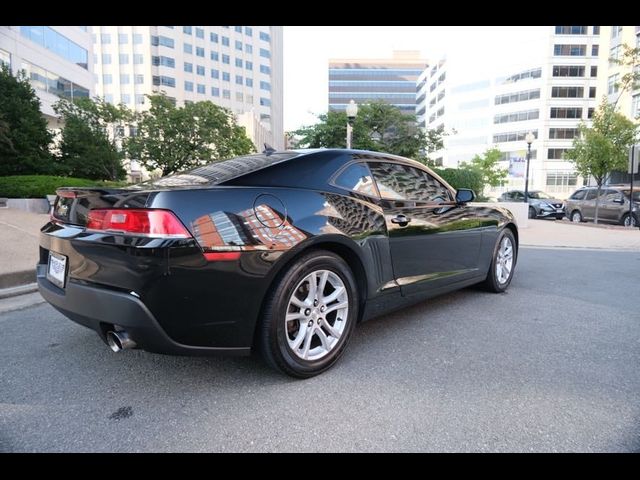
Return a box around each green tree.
[565,99,638,223]
[461,147,508,191]
[293,101,444,162]
[610,43,640,110]
[53,97,130,180]
[433,167,484,196]
[124,93,255,176]
[0,64,53,176]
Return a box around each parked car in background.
[498,190,565,219]
[565,185,640,226]
[37,148,519,378]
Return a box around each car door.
[598,189,621,223]
[582,189,598,219]
[368,160,483,296]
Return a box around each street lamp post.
[346,100,358,149]
[523,131,535,202]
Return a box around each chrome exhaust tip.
[106,330,137,352]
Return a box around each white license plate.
[47,252,67,289]
[557,209,564,213]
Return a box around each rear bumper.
[37,264,250,356]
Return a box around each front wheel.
[528,207,537,219]
[482,229,517,293]
[571,210,583,223]
[258,250,358,378]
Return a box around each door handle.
[390,214,411,226]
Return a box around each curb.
[0,283,38,300]
[0,269,36,290]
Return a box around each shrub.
[0,175,128,198]
[433,167,485,199]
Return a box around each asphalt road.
[1,247,639,452]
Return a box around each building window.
[551,86,584,98]
[554,26,587,35]
[135,74,144,84]
[552,65,585,77]
[152,75,175,87]
[246,61,253,71]
[184,62,193,73]
[546,172,578,189]
[183,26,192,35]
[210,32,218,43]
[246,77,253,87]
[494,109,539,124]
[151,35,174,48]
[259,31,270,42]
[118,34,128,44]
[120,74,130,84]
[235,75,243,85]
[121,93,130,104]
[211,69,219,79]
[101,33,111,44]
[553,44,586,56]
[185,81,193,92]
[235,58,243,68]
[592,45,599,56]
[222,36,229,47]
[593,26,600,35]
[591,66,598,77]
[260,80,271,91]
[260,97,271,106]
[260,64,270,74]
[495,88,540,104]
[493,130,538,143]
[196,47,204,57]
[133,34,143,44]
[223,89,231,99]
[184,43,193,54]
[197,84,205,94]
[196,28,204,39]
[235,40,243,51]
[631,94,640,118]
[245,27,253,36]
[196,65,204,76]
[152,56,175,68]
[588,108,595,119]
[135,94,145,104]
[222,72,230,82]
[104,94,113,103]
[259,48,270,58]
[236,92,243,102]
[548,148,571,159]
[611,26,622,38]
[550,107,583,119]
[548,128,579,139]
[102,74,112,84]
[589,86,597,98]
[608,74,620,95]
[211,87,220,97]
[119,54,129,64]
[609,45,622,65]
[222,54,230,64]
[133,54,144,64]
[102,53,112,64]
[245,44,253,54]
[211,51,219,61]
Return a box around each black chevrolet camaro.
[38,149,518,377]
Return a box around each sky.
[282,26,549,132]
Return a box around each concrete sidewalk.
[0,208,637,299]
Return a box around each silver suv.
[565,185,640,226]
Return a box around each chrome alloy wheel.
[285,270,349,361]
[495,236,514,285]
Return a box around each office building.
[328,50,428,114]
[92,26,283,151]
[0,26,94,128]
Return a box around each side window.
[570,189,586,200]
[513,191,524,200]
[368,162,452,203]
[602,189,619,202]
[333,163,377,197]
[585,189,597,200]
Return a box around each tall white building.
[419,26,600,198]
[91,26,283,151]
[0,26,94,128]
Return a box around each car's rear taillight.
[86,209,191,238]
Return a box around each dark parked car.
[498,190,565,219]
[38,149,519,378]
[565,185,640,226]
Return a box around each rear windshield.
[130,152,300,188]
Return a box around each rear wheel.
[571,210,583,223]
[259,250,358,378]
[482,229,517,293]
[621,213,638,227]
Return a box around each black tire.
[570,210,583,223]
[528,207,537,219]
[258,250,358,378]
[482,229,517,293]
[621,213,638,227]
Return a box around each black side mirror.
[456,189,475,204]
